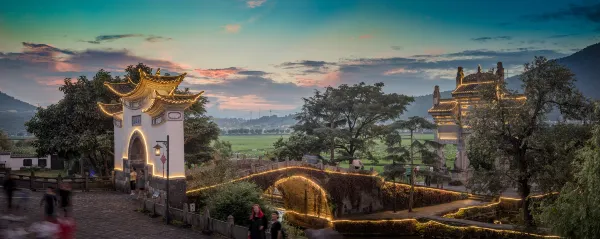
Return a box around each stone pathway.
[338,199,488,220]
[1,191,215,239]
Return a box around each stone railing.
[0,172,113,192]
[139,199,275,239]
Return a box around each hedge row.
[333,219,559,239]
[380,182,469,210]
[444,193,559,221]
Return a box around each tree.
[389,116,438,212]
[295,88,345,163]
[536,112,600,238]
[466,57,590,227]
[205,181,273,226]
[26,70,119,176]
[0,130,11,151]
[295,82,413,163]
[272,132,325,161]
[213,140,233,160]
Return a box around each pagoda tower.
[98,68,203,207]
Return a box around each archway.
[128,133,147,173]
[264,176,332,228]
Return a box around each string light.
[443,192,560,219]
[97,102,123,116]
[186,165,379,194]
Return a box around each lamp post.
[154,135,170,225]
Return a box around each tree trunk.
[409,130,415,212]
[517,152,534,227]
[330,119,335,163]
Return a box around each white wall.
[114,96,186,179]
[0,154,52,171]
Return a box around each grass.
[219,133,458,173]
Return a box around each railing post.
[84,172,89,192]
[30,171,35,190]
[227,215,234,238]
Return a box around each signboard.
[160,155,167,164]
[189,203,196,212]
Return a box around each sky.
[1,0,599,118]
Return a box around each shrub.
[204,181,273,226]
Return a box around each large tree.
[466,57,590,227]
[272,132,325,161]
[295,82,413,163]
[26,70,118,176]
[536,108,600,238]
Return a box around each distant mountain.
[0,91,37,135]
[404,42,600,119]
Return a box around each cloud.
[83,34,143,44]
[194,67,243,79]
[295,71,341,88]
[471,36,512,42]
[237,70,269,76]
[0,42,188,106]
[224,24,241,33]
[246,0,267,8]
[359,34,373,39]
[526,3,600,23]
[391,46,403,51]
[382,68,418,76]
[276,60,338,75]
[145,36,173,42]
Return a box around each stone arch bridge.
[186,161,468,228]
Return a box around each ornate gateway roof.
[97,68,202,119]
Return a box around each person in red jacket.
[57,216,76,239]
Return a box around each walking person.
[129,168,137,196]
[58,182,72,217]
[270,212,283,239]
[3,173,17,211]
[39,187,57,222]
[248,204,267,239]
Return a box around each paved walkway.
[1,191,215,239]
[339,199,488,220]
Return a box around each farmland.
[218,133,457,173]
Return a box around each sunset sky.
[1,0,599,118]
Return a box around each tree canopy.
[0,130,11,151]
[536,105,600,238]
[466,56,590,226]
[294,82,414,162]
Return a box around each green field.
[219,134,457,172]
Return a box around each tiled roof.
[104,82,136,95]
[428,100,457,113]
[97,102,124,116]
[462,72,499,84]
[10,154,39,158]
[0,152,10,155]
[452,82,495,95]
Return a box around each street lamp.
[155,135,170,225]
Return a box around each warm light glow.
[186,165,379,194]
[274,207,333,222]
[97,102,123,117]
[124,129,185,179]
[443,192,560,219]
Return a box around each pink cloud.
[382,68,418,76]
[194,67,242,79]
[359,34,373,39]
[34,76,66,86]
[224,24,241,33]
[295,71,341,88]
[246,0,266,8]
[54,61,81,72]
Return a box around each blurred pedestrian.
[248,204,267,239]
[57,216,75,239]
[58,183,72,217]
[39,187,57,222]
[3,173,17,210]
[129,168,137,196]
[269,212,283,239]
[137,169,145,199]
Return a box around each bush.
[204,181,273,226]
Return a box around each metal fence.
[0,172,113,191]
